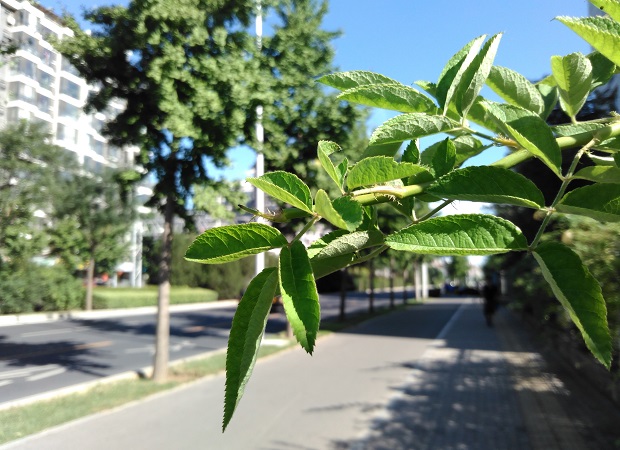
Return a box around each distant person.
[482,281,499,327]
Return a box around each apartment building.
[0,0,146,287]
[0,0,138,172]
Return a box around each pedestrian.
[482,280,498,327]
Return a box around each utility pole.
[254,0,265,277]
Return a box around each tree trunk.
[152,198,174,382]
[339,268,347,322]
[369,259,375,314]
[403,269,409,305]
[389,256,395,309]
[85,256,95,311]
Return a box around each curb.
[0,300,239,327]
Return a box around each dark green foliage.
[0,264,84,314]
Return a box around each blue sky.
[41,0,593,179]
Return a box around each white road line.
[0,364,58,380]
[125,347,154,354]
[21,327,88,338]
[26,367,66,382]
[0,380,13,387]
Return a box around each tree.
[447,256,469,287]
[0,121,76,267]
[256,0,366,191]
[50,171,135,310]
[54,0,256,381]
[186,1,620,430]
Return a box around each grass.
[0,301,419,445]
[92,286,218,309]
[0,342,295,445]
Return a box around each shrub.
[92,286,218,309]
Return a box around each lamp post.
[254,1,265,277]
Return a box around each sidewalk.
[3,298,618,449]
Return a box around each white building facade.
[0,0,144,287]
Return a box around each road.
[5,298,464,450]
[0,289,407,408]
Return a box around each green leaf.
[318,140,345,191]
[430,138,456,178]
[421,135,486,167]
[573,166,620,183]
[223,268,279,430]
[279,241,321,354]
[533,242,611,368]
[481,101,562,174]
[615,153,620,167]
[557,183,620,221]
[347,156,431,190]
[317,70,398,91]
[402,140,420,164]
[310,253,355,279]
[557,16,620,67]
[455,33,502,116]
[551,52,593,119]
[486,66,545,115]
[589,153,618,166]
[309,229,384,260]
[314,190,363,231]
[247,171,313,213]
[589,51,617,89]
[386,214,528,255]
[536,82,559,120]
[361,141,402,159]
[427,166,545,208]
[338,83,436,113]
[436,35,485,112]
[369,113,461,146]
[589,0,620,22]
[185,224,287,264]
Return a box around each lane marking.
[26,367,66,382]
[0,364,59,380]
[0,380,12,388]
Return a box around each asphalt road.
[0,289,409,407]
[3,298,464,450]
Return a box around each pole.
[254,1,265,277]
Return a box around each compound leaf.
[487,66,545,115]
[533,242,611,368]
[427,166,545,208]
[279,241,321,354]
[318,70,397,91]
[369,113,461,146]
[557,183,620,221]
[314,190,363,231]
[347,156,430,190]
[338,83,436,113]
[185,224,287,264]
[558,16,620,67]
[248,171,313,213]
[223,268,279,430]
[551,52,593,119]
[386,214,528,255]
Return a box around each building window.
[8,82,36,104]
[58,100,80,120]
[60,78,80,100]
[60,58,80,77]
[10,57,36,80]
[37,93,52,114]
[57,123,79,145]
[37,70,54,90]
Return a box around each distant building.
[0,0,146,286]
[0,0,139,172]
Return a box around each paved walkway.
[3,298,618,449]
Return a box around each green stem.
[290,215,320,246]
[352,244,389,266]
[529,139,597,250]
[415,199,454,223]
